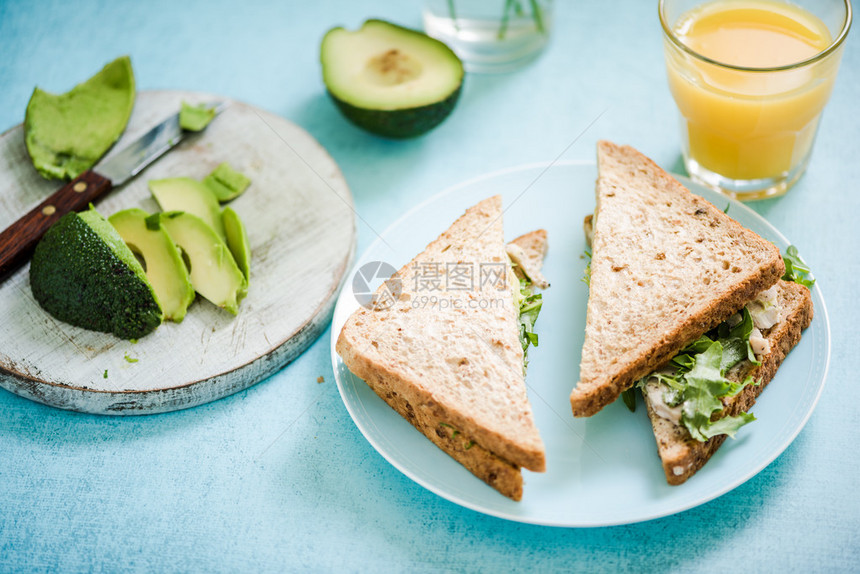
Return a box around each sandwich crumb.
[317,375,325,384]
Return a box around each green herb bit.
[439,422,461,439]
[464,440,475,450]
[103,369,108,379]
[499,0,515,39]
[446,0,459,31]
[123,353,138,364]
[528,0,545,33]
[498,0,545,39]
[581,249,592,286]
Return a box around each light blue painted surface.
[0,0,857,571]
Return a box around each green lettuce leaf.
[517,279,543,370]
[719,306,759,370]
[671,335,714,371]
[696,412,756,440]
[680,342,732,440]
[621,387,637,412]
[679,341,755,441]
[782,245,815,288]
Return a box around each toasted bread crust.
[644,280,813,485]
[571,141,785,417]
[336,341,524,500]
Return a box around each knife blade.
[0,101,226,281]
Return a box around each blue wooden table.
[1,1,857,571]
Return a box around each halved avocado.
[109,208,195,322]
[29,207,162,340]
[321,19,464,138]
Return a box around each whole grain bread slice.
[336,196,548,500]
[643,280,813,484]
[571,141,785,417]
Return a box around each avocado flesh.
[109,208,195,322]
[179,101,216,132]
[25,55,135,180]
[29,208,162,340]
[160,212,246,314]
[321,19,464,138]
[149,177,226,240]
[222,207,250,281]
[204,162,251,202]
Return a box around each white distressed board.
[0,90,355,414]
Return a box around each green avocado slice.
[222,206,250,281]
[109,208,196,322]
[321,19,464,138]
[24,55,135,180]
[149,177,226,241]
[29,207,162,340]
[159,211,247,314]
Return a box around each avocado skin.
[328,84,462,139]
[24,55,135,181]
[30,212,162,340]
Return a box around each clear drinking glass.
[660,0,852,200]
[423,0,554,73]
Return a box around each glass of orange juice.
[659,0,852,200]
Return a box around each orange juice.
[662,0,846,194]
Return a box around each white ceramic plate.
[329,161,830,527]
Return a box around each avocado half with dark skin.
[29,208,162,340]
[321,19,464,139]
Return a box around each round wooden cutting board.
[0,91,355,414]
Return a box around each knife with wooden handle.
[0,102,225,281]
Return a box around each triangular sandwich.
[571,141,785,417]
[337,196,548,500]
